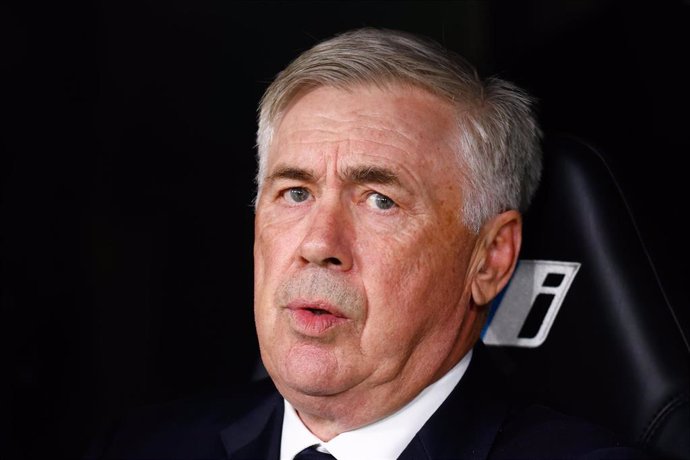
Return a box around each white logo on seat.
[481,260,580,348]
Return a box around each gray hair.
[256,27,542,232]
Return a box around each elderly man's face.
[254,84,484,435]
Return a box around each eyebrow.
[266,166,316,183]
[266,164,401,187]
[344,166,401,187]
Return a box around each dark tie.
[294,445,336,460]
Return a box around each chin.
[268,345,348,398]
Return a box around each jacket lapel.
[220,387,284,460]
[398,344,511,460]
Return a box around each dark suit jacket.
[85,345,647,459]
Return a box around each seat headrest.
[482,134,690,460]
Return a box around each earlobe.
[470,210,522,307]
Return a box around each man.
[87,28,645,459]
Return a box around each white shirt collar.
[280,350,472,460]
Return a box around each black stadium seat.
[481,134,690,460]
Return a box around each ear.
[470,210,522,307]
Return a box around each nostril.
[324,257,342,266]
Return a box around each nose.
[297,197,354,271]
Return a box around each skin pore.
[253,84,521,440]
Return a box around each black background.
[2,1,689,459]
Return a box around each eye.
[282,187,311,204]
[366,192,396,211]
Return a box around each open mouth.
[285,301,348,335]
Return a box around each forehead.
[269,84,461,173]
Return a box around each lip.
[285,300,349,336]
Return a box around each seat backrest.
[481,134,690,459]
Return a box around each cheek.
[362,221,460,285]
[254,216,299,275]
[356,243,433,337]
[253,220,292,318]
[359,225,471,326]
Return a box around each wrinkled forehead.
[268,84,463,174]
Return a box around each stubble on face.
[271,268,367,395]
[275,269,365,323]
